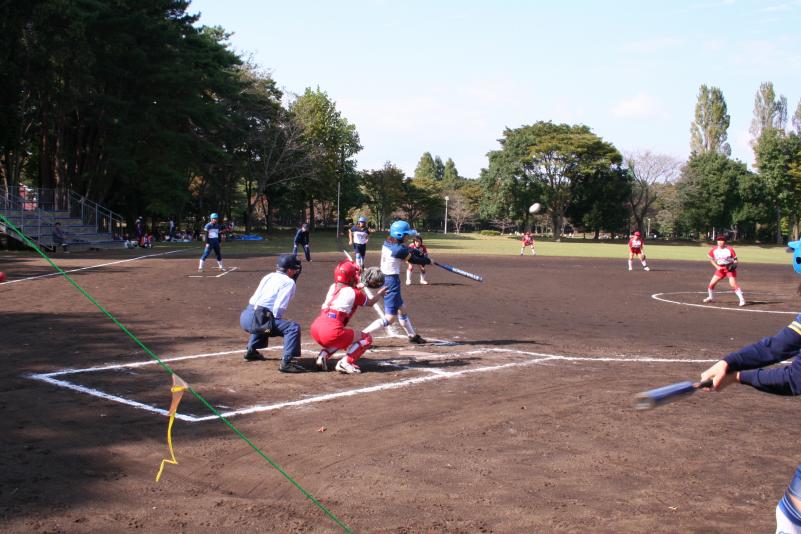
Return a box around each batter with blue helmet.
[700,240,801,532]
[359,220,430,344]
[348,216,370,268]
[198,213,226,272]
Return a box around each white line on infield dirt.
[27,345,719,423]
[652,291,799,315]
[0,249,185,286]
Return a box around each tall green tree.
[414,152,436,181]
[290,87,361,227]
[442,158,460,189]
[755,129,801,242]
[567,167,632,238]
[434,155,445,181]
[690,85,731,156]
[750,82,788,147]
[361,162,406,230]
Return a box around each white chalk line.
[27,342,719,423]
[652,291,799,315]
[188,266,240,278]
[0,249,186,286]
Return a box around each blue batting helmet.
[357,216,367,223]
[389,220,417,240]
[788,241,801,274]
[210,213,219,220]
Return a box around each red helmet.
[334,261,360,285]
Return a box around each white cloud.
[610,93,670,120]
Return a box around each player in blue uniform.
[701,239,801,532]
[198,213,226,272]
[360,220,430,344]
[293,223,311,262]
[348,216,370,268]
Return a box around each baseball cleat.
[628,267,632,271]
[244,350,266,361]
[408,334,426,344]
[739,301,747,307]
[316,353,329,371]
[703,297,714,303]
[279,361,306,373]
[643,267,650,271]
[420,280,429,285]
[335,359,361,374]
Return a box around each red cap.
[716,234,726,241]
[634,231,641,236]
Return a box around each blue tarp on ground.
[236,234,263,241]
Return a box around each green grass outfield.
[155,230,791,266]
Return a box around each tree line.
[3,2,800,243]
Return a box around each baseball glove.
[726,262,737,272]
[361,266,385,288]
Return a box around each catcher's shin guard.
[346,333,373,362]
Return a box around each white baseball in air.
[529,202,541,214]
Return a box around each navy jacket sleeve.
[723,317,801,395]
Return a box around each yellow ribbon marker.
[155,374,189,482]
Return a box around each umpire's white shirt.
[248,272,296,319]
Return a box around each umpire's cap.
[276,254,302,272]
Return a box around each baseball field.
[1,238,798,532]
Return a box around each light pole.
[444,196,449,234]
[647,217,651,237]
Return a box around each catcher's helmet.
[334,260,360,285]
[389,220,417,240]
[357,216,367,223]
[210,212,219,220]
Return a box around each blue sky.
[189,0,801,178]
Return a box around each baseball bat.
[634,379,712,410]
[432,261,483,283]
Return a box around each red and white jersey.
[409,242,428,255]
[628,237,643,251]
[320,284,367,322]
[522,234,534,245]
[709,245,737,266]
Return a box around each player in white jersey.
[348,216,370,268]
[704,234,745,306]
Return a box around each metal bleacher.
[0,185,124,251]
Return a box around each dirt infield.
[1,247,800,532]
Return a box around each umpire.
[240,254,305,373]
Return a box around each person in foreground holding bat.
[704,234,745,306]
[311,260,386,374]
[359,220,429,344]
[699,240,801,533]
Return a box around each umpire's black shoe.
[244,350,266,362]
[279,361,306,373]
[408,334,426,344]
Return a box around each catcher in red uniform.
[311,260,386,374]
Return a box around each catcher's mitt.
[361,266,385,288]
[726,262,737,272]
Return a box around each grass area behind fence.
[149,230,791,266]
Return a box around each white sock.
[641,260,648,268]
[198,259,205,270]
[406,270,412,283]
[398,314,416,337]
[628,260,632,269]
[708,288,715,299]
[218,261,225,269]
[735,288,745,302]
[363,317,390,335]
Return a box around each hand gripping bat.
[634,379,713,410]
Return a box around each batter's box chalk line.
[652,290,799,315]
[26,343,717,423]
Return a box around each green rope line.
[0,214,353,534]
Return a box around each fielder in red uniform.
[520,231,536,256]
[311,260,386,374]
[704,234,746,306]
[627,231,650,271]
